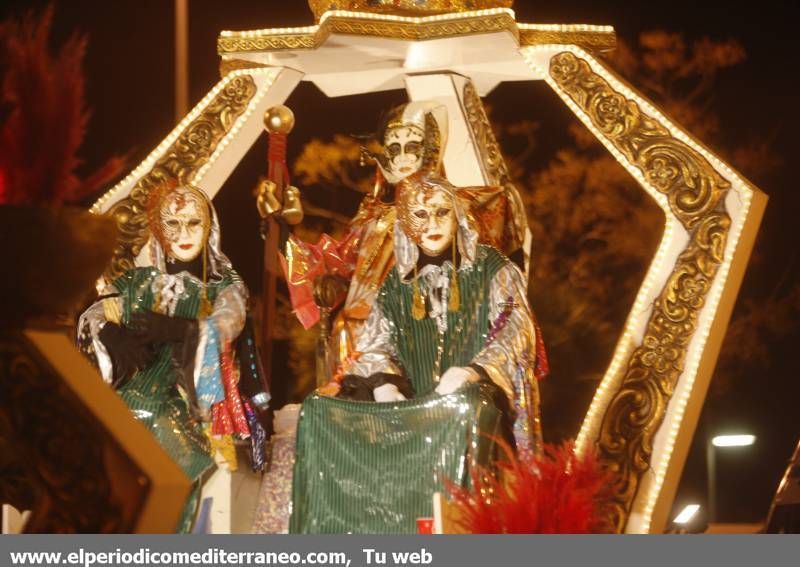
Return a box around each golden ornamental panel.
[218,14,616,55]
[325,12,517,41]
[462,79,526,251]
[549,51,732,532]
[519,29,616,53]
[217,34,316,53]
[307,0,513,21]
[219,58,268,78]
[103,75,257,283]
[218,12,518,54]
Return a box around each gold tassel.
[448,238,460,312]
[412,263,426,320]
[199,245,213,318]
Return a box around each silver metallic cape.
[471,262,537,403]
[346,262,538,402]
[347,303,402,379]
[76,291,118,384]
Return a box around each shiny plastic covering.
[290,382,508,534]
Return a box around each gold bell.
[281,185,304,225]
[256,178,281,218]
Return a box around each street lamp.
[712,434,756,447]
[707,433,756,523]
[673,504,701,525]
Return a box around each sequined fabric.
[373,246,506,395]
[77,187,254,532]
[252,405,300,534]
[290,383,506,534]
[111,267,245,481]
[244,401,267,472]
[344,245,543,457]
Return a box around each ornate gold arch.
[549,51,731,532]
[516,45,766,532]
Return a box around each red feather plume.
[447,441,615,534]
[0,5,125,206]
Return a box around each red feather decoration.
[0,5,125,206]
[447,442,614,534]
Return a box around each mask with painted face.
[374,101,448,184]
[379,125,425,183]
[154,186,211,263]
[397,178,457,257]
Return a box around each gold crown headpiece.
[308,1,513,22]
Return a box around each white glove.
[435,366,479,395]
[373,383,407,402]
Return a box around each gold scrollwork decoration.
[518,29,616,53]
[325,12,517,41]
[219,58,269,78]
[217,12,519,54]
[461,79,526,253]
[218,14,616,55]
[549,51,732,531]
[103,75,257,283]
[550,52,730,230]
[217,34,316,53]
[307,0,513,21]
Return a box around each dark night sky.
[3,0,798,527]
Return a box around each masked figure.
[283,101,528,387]
[78,182,268,531]
[289,173,545,534]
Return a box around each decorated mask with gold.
[376,101,448,184]
[149,184,211,263]
[397,176,457,257]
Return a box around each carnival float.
[0,0,767,534]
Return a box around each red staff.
[256,105,303,388]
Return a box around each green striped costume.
[112,267,240,529]
[290,246,512,533]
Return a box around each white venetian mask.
[378,125,425,184]
[400,184,456,257]
[158,195,209,262]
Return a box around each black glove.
[98,322,157,387]
[129,310,198,345]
